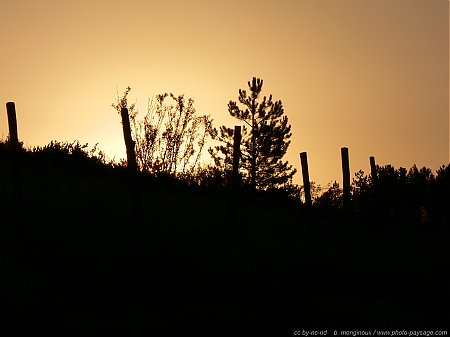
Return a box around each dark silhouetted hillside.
[0,141,449,335]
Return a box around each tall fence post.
[120,107,137,172]
[6,102,19,148]
[341,147,351,211]
[370,156,377,184]
[228,125,242,229]
[6,102,22,227]
[120,107,141,226]
[232,125,241,189]
[300,152,312,207]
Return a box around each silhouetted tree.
[434,164,450,224]
[210,77,296,191]
[349,164,440,224]
[352,170,370,196]
[113,88,215,177]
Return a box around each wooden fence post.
[6,102,22,225]
[341,147,351,210]
[120,107,137,172]
[228,126,242,229]
[232,125,241,189]
[370,156,377,184]
[300,152,312,207]
[6,102,19,148]
[120,107,142,226]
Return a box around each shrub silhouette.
[112,87,215,178]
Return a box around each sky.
[1,0,448,188]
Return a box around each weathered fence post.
[228,126,242,229]
[6,102,22,226]
[120,107,142,226]
[232,126,241,189]
[120,107,137,172]
[341,147,351,211]
[370,156,377,184]
[6,102,19,148]
[300,152,312,207]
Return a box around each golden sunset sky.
[1,0,448,187]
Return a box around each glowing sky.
[1,0,448,187]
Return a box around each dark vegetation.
[1,140,449,335]
[113,88,215,177]
[210,77,297,190]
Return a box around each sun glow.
[1,0,448,186]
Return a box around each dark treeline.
[315,164,450,228]
[1,139,449,335]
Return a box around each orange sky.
[1,0,448,187]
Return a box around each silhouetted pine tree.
[210,77,296,190]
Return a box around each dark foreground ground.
[0,149,449,336]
